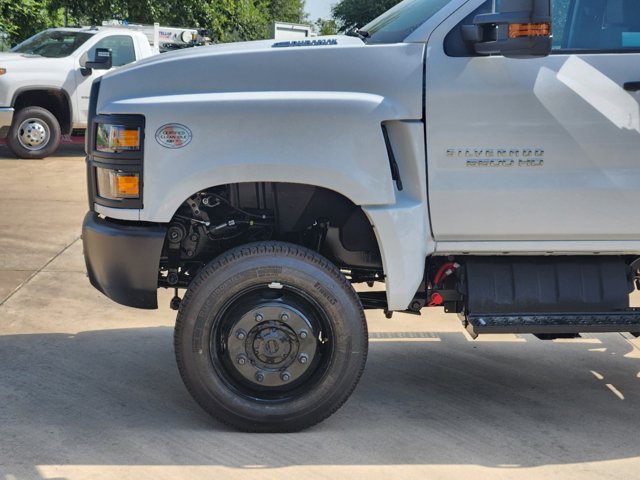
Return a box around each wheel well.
[160,182,384,289]
[13,89,72,135]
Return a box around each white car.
[0,27,154,158]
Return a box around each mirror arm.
[461,24,483,43]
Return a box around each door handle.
[623,81,640,91]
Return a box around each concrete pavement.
[1,145,640,480]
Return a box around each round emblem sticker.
[155,123,192,149]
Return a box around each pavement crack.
[0,236,81,307]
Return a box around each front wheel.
[7,106,61,159]
[174,241,368,432]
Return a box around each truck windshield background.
[362,0,452,44]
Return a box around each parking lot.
[1,144,640,480]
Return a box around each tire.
[174,241,368,432]
[7,106,61,159]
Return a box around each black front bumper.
[82,212,167,309]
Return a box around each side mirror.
[464,0,551,58]
[79,52,90,75]
[84,47,113,70]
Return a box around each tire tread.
[174,241,367,432]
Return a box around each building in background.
[272,22,314,39]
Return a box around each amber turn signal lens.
[0,68,6,76]
[116,129,140,148]
[116,174,140,197]
[96,168,140,200]
[508,23,550,39]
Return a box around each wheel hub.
[252,325,295,365]
[225,304,318,388]
[18,118,49,150]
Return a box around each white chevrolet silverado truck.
[0,27,156,158]
[81,0,640,431]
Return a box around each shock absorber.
[166,223,187,285]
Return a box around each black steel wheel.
[7,106,61,159]
[174,241,368,432]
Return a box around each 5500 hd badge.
[447,148,545,168]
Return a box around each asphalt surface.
[1,144,640,480]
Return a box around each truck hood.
[97,35,425,121]
[119,36,361,71]
[0,52,76,107]
[0,52,72,69]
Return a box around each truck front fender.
[101,93,432,312]
[105,91,400,222]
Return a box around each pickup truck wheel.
[7,106,61,159]
[174,241,368,432]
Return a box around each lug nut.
[236,330,246,340]
[299,354,308,364]
[281,372,291,382]
[236,355,247,366]
[255,313,264,322]
[281,313,289,322]
[299,330,308,339]
[255,372,264,382]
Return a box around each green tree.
[48,0,122,26]
[209,0,309,43]
[47,0,211,28]
[159,0,212,29]
[209,0,270,43]
[269,0,306,23]
[48,0,162,26]
[332,0,400,32]
[315,18,337,36]
[0,0,60,44]
[2,0,313,46]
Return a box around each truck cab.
[0,27,153,158]
[82,0,640,432]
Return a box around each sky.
[306,0,333,20]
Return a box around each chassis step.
[466,312,640,337]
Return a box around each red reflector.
[428,292,444,307]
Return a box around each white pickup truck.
[82,0,640,432]
[0,25,195,158]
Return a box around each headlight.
[96,123,141,153]
[90,113,145,208]
[96,167,140,199]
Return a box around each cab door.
[73,35,138,126]
[426,0,640,242]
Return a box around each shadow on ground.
[1,326,638,476]
[0,143,85,160]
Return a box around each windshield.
[362,0,453,44]
[11,30,94,58]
